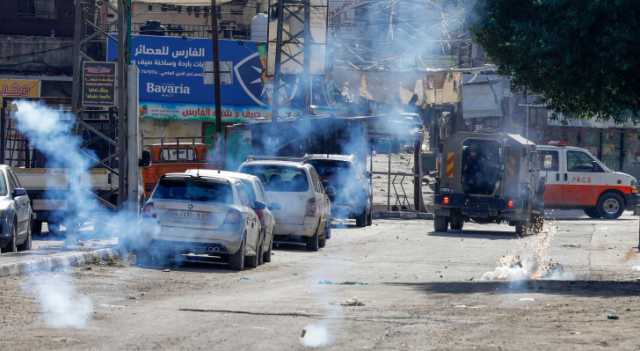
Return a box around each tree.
[471,0,640,121]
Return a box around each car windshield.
[0,173,7,196]
[306,160,354,187]
[240,165,309,192]
[152,177,233,203]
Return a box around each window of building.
[18,0,57,19]
[148,5,153,11]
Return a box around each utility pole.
[117,0,130,206]
[211,0,225,164]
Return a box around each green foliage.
[471,0,640,121]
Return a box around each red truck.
[141,139,216,197]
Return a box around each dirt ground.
[2,216,640,350]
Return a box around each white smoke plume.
[481,221,574,282]
[22,272,93,329]
[11,101,146,328]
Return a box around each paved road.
[2,213,640,350]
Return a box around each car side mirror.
[268,202,281,210]
[139,150,151,167]
[13,188,27,197]
[254,201,266,210]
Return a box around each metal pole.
[71,0,83,115]
[387,146,391,211]
[117,0,129,207]
[211,0,225,165]
[303,0,311,114]
[272,0,285,124]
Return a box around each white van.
[538,143,639,219]
[238,160,331,251]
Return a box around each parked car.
[238,160,331,251]
[140,170,263,270]
[538,142,639,219]
[0,165,32,253]
[304,154,373,227]
[189,169,275,264]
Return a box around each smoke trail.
[11,101,149,328]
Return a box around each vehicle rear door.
[539,148,564,206]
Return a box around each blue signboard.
[107,35,268,108]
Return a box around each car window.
[538,150,559,171]
[153,177,233,203]
[567,151,600,172]
[236,185,251,207]
[308,168,322,192]
[255,181,267,203]
[239,180,257,205]
[240,165,309,192]
[160,148,195,161]
[5,171,16,191]
[0,173,8,196]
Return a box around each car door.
[309,168,330,223]
[7,169,29,236]
[564,149,605,206]
[236,184,260,254]
[538,148,563,207]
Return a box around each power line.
[0,44,74,61]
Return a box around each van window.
[239,180,257,204]
[236,185,252,206]
[0,173,7,196]
[153,177,233,203]
[240,165,309,192]
[538,150,559,171]
[567,151,600,172]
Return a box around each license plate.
[170,210,210,221]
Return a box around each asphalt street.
[2,212,640,350]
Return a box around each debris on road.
[607,311,619,320]
[318,280,368,286]
[341,297,365,307]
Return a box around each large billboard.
[107,35,271,120]
[0,79,40,98]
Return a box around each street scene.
[0,0,640,350]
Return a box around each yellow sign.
[0,79,40,98]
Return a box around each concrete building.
[131,0,268,39]
[0,0,76,100]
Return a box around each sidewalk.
[0,238,118,277]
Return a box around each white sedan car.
[238,160,331,251]
[140,170,262,270]
[188,169,275,264]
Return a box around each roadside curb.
[0,248,118,278]
[373,211,433,220]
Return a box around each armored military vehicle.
[433,132,544,235]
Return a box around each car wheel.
[319,227,327,248]
[515,223,529,236]
[584,207,601,219]
[229,237,246,271]
[434,216,448,232]
[17,222,32,251]
[597,192,625,219]
[306,232,320,251]
[366,209,373,226]
[355,210,367,227]
[31,220,43,235]
[263,238,272,263]
[450,215,464,231]
[2,222,17,253]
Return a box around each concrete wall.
[0,36,73,75]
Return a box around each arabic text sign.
[0,79,40,98]
[138,101,270,121]
[107,35,266,107]
[82,61,116,107]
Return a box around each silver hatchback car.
[140,171,263,271]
